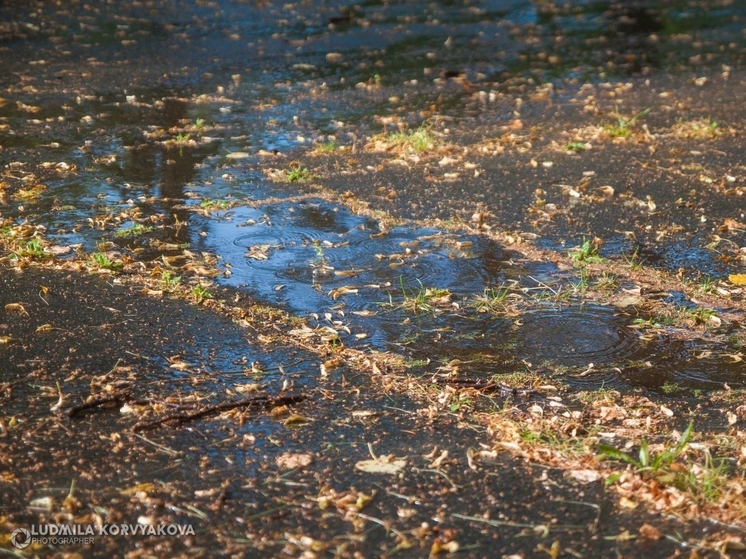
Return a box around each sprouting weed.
[622,248,643,270]
[679,306,716,324]
[603,107,651,138]
[386,277,451,314]
[191,285,213,304]
[570,238,605,267]
[286,164,311,183]
[160,271,181,290]
[471,285,512,313]
[89,252,122,271]
[600,421,693,483]
[316,141,338,153]
[10,238,50,259]
[699,276,716,294]
[199,199,231,210]
[566,142,588,152]
[387,125,436,153]
[115,223,153,237]
[595,272,619,292]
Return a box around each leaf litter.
[2,0,746,556]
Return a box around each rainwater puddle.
[203,199,536,349]
[197,198,746,395]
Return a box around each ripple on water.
[620,340,746,394]
[514,305,746,393]
[515,305,640,387]
[519,305,640,365]
[210,202,524,301]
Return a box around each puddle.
[194,197,745,395]
[517,305,640,368]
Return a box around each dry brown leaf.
[5,303,29,316]
[639,523,662,540]
[567,469,601,483]
[619,497,639,509]
[275,452,313,470]
[429,450,448,469]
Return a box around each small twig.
[382,405,416,414]
[65,390,132,418]
[209,481,230,512]
[125,350,155,361]
[415,467,460,489]
[432,377,537,397]
[0,373,36,395]
[132,394,305,432]
[129,399,200,410]
[134,434,179,456]
[243,504,290,522]
[573,363,596,377]
[355,512,409,541]
[527,275,558,295]
[53,419,74,436]
[452,513,584,533]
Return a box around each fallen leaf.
[275,452,313,470]
[619,497,639,509]
[5,303,29,316]
[617,295,642,308]
[729,274,746,286]
[723,537,746,550]
[721,218,746,231]
[567,469,601,483]
[29,496,54,509]
[596,185,615,197]
[284,414,312,426]
[639,523,661,540]
[430,540,459,554]
[429,450,448,468]
[225,151,250,160]
[121,483,157,495]
[355,455,406,474]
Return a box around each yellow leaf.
[729,274,746,286]
[283,414,311,426]
[5,303,28,316]
[120,483,157,495]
